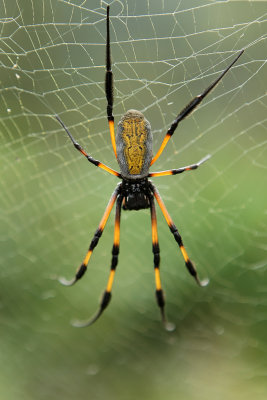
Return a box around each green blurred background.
[0,0,266,399]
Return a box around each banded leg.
[150,183,208,287]
[59,184,121,286]
[149,154,210,177]
[150,50,244,165]
[149,194,167,326]
[55,115,121,178]
[106,6,117,158]
[73,194,123,327]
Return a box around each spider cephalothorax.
[121,178,151,210]
[56,6,243,328]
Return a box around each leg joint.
[112,244,119,256]
[170,224,183,247]
[111,255,118,270]
[89,228,103,250]
[153,252,160,268]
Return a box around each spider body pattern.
[117,109,152,179]
[56,6,244,328]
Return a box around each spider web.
[0,0,266,399]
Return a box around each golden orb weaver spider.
[56,6,244,328]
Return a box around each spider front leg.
[150,183,209,287]
[105,6,117,158]
[151,50,244,165]
[58,184,121,286]
[72,194,123,327]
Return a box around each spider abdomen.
[116,109,152,179]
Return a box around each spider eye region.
[116,109,152,179]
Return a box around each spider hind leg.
[149,192,178,331]
[72,194,123,327]
[58,185,121,287]
[151,183,209,287]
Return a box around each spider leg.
[58,184,121,286]
[150,183,209,287]
[106,6,117,158]
[72,194,123,327]
[149,154,210,177]
[55,115,121,178]
[150,50,244,166]
[148,193,168,327]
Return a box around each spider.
[56,6,243,328]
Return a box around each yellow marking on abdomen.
[121,117,147,174]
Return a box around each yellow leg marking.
[155,189,189,263]
[180,245,189,263]
[149,170,172,177]
[106,269,115,292]
[83,250,93,266]
[99,192,117,228]
[151,198,159,258]
[150,133,171,165]
[80,149,87,156]
[114,218,120,246]
[109,120,117,158]
[153,190,172,227]
[155,267,162,290]
[151,216,158,244]
[98,162,120,177]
